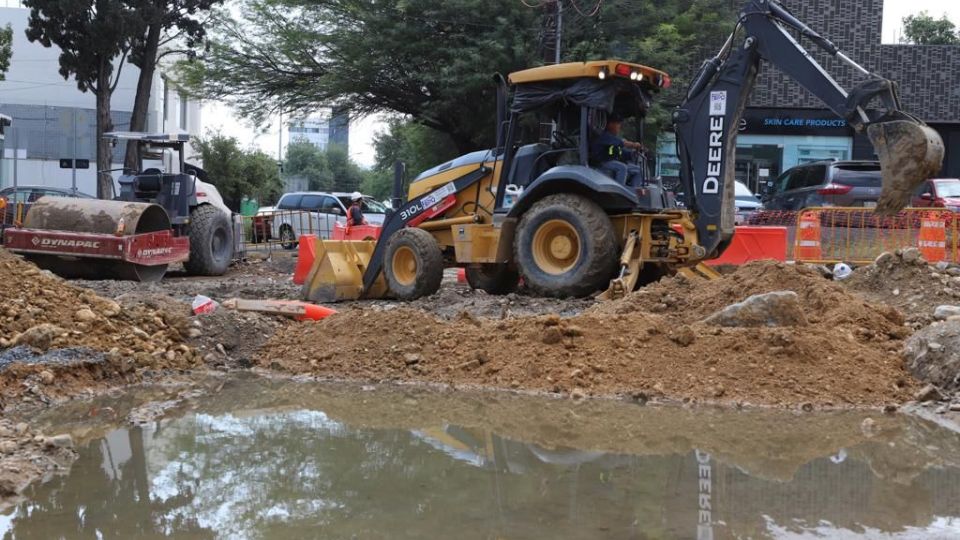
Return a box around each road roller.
[3,133,234,281]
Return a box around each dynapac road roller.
[4,133,234,281]
[303,0,943,302]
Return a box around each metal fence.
[235,209,328,258]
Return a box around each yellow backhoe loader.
[303,0,943,303]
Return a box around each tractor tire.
[279,225,297,250]
[465,264,519,295]
[384,228,444,301]
[515,194,618,298]
[183,205,233,276]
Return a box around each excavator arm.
[673,0,944,258]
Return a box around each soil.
[258,261,917,408]
[845,250,960,327]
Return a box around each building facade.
[0,6,202,195]
[657,0,960,195]
[287,109,350,154]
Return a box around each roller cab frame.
[304,0,942,302]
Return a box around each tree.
[361,116,460,200]
[191,132,282,210]
[283,141,364,193]
[0,24,12,80]
[23,0,140,199]
[178,0,734,158]
[901,11,959,45]
[124,0,222,170]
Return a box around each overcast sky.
[204,0,960,169]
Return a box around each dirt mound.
[0,250,199,402]
[258,261,917,408]
[845,250,960,327]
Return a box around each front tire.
[384,228,444,301]
[184,205,233,276]
[465,264,519,295]
[279,225,297,250]
[515,194,618,297]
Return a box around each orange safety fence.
[236,209,333,256]
[792,207,957,264]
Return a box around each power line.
[567,0,603,18]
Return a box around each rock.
[949,267,960,277]
[403,353,421,365]
[0,441,17,454]
[74,308,97,322]
[702,291,808,327]
[904,320,960,391]
[14,423,28,435]
[131,327,150,339]
[800,402,814,412]
[38,370,54,385]
[13,324,63,351]
[187,328,203,339]
[892,288,900,297]
[934,305,960,321]
[542,327,564,345]
[669,326,697,347]
[45,434,73,449]
[950,403,960,412]
[901,247,922,263]
[570,388,586,400]
[936,261,951,272]
[101,300,122,317]
[913,384,946,403]
[883,404,898,414]
[860,417,879,437]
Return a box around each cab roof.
[508,60,671,89]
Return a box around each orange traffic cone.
[293,234,318,285]
[919,211,947,262]
[794,211,822,262]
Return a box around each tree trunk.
[124,21,162,172]
[95,68,115,200]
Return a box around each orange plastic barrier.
[794,211,822,261]
[707,226,788,266]
[332,223,382,241]
[457,268,467,283]
[292,234,317,285]
[919,211,947,262]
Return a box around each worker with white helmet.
[346,191,367,227]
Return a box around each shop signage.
[740,108,854,136]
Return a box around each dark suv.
[761,160,882,210]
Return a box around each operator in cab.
[590,113,646,187]
[346,192,368,227]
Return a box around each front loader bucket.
[301,237,389,303]
[869,120,945,215]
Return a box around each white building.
[287,109,350,153]
[0,6,202,195]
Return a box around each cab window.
[277,194,303,210]
[300,194,325,211]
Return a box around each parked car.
[265,191,388,248]
[761,160,882,210]
[911,179,960,211]
[734,181,762,224]
[1,185,95,236]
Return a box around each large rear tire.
[384,228,444,301]
[515,194,618,298]
[184,205,233,276]
[465,264,519,295]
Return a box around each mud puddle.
[3,375,960,539]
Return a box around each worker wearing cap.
[347,192,367,227]
[590,113,646,186]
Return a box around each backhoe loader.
[303,0,943,303]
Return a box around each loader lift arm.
[674,0,944,258]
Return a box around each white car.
[735,181,762,224]
[266,191,387,248]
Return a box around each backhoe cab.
[303,0,943,303]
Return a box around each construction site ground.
[3,246,960,502]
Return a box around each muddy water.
[4,377,960,539]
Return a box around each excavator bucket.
[301,237,389,303]
[869,120,945,215]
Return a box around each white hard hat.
[833,262,852,280]
[351,191,363,201]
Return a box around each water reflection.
[3,379,960,539]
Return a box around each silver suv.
[761,160,882,210]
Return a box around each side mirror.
[331,207,342,215]
[921,193,933,200]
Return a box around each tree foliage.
[901,11,959,45]
[283,141,364,193]
[361,116,460,199]
[0,24,12,81]
[191,132,283,210]
[179,0,735,164]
